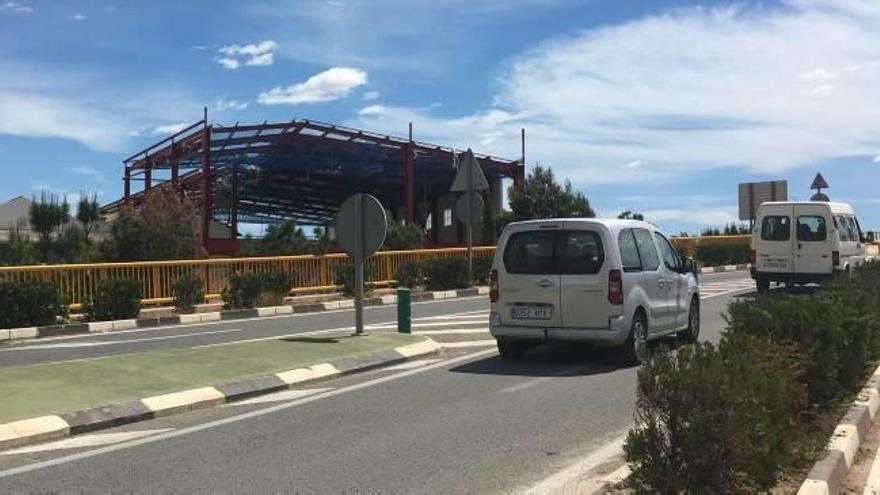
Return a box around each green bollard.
[397,288,411,334]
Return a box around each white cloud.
[625,160,643,169]
[66,165,107,184]
[363,91,380,101]
[874,155,880,163]
[258,67,368,105]
[358,104,385,116]
[0,2,33,14]
[350,1,880,185]
[642,207,739,227]
[217,40,277,69]
[72,13,87,21]
[152,122,189,136]
[215,99,249,112]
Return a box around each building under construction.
[103,113,525,255]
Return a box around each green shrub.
[334,263,374,297]
[0,280,67,328]
[422,257,469,290]
[694,243,750,266]
[625,262,880,493]
[624,337,804,493]
[473,255,493,285]
[222,271,293,309]
[395,261,423,289]
[172,274,205,314]
[383,222,426,250]
[83,279,142,321]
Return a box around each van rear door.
[756,204,794,273]
[794,204,832,274]
[559,223,611,329]
[497,224,562,328]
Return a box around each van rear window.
[797,216,826,242]
[503,230,604,275]
[761,216,791,241]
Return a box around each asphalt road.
[0,271,754,493]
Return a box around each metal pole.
[354,194,365,335]
[466,154,473,284]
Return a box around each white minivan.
[751,201,867,292]
[489,218,700,364]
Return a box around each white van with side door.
[751,201,867,292]
[489,218,700,364]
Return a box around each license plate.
[763,259,788,269]
[511,305,553,320]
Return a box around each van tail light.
[608,269,624,305]
[750,249,756,265]
[832,250,840,267]
[489,269,499,303]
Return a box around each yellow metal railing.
[0,237,753,310]
[0,247,497,310]
[669,234,752,257]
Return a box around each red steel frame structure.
[107,112,526,255]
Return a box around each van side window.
[618,229,642,272]
[503,231,556,274]
[653,232,680,271]
[558,231,604,275]
[835,215,855,242]
[632,229,660,271]
[761,216,791,241]
[797,216,827,242]
[844,216,859,242]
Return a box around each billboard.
[738,181,787,221]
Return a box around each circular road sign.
[456,192,485,224]
[335,193,387,259]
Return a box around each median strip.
[0,333,440,451]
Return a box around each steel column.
[144,163,152,191]
[201,111,212,247]
[403,123,415,224]
[124,166,131,200]
[230,166,239,240]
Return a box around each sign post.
[451,149,489,283]
[335,193,387,335]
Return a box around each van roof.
[506,217,654,229]
[760,201,855,213]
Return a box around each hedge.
[83,279,142,322]
[223,271,293,309]
[625,262,880,493]
[0,280,67,329]
[421,257,470,291]
[172,274,205,314]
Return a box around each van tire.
[620,311,648,366]
[756,278,770,293]
[497,339,527,360]
[678,297,700,344]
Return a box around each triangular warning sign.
[450,149,490,192]
[810,173,829,191]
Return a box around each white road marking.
[441,340,497,348]
[415,329,488,336]
[412,311,489,321]
[0,348,497,479]
[2,429,174,455]
[381,358,443,371]
[1,296,489,348]
[366,319,486,329]
[0,329,243,351]
[225,388,333,407]
[524,434,628,495]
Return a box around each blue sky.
[1,0,879,234]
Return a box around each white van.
[489,218,700,364]
[751,201,867,292]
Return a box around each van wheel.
[679,298,700,344]
[497,339,527,360]
[756,278,770,293]
[620,311,648,366]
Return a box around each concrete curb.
[798,363,880,495]
[0,338,440,451]
[0,287,491,344]
[698,264,750,274]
